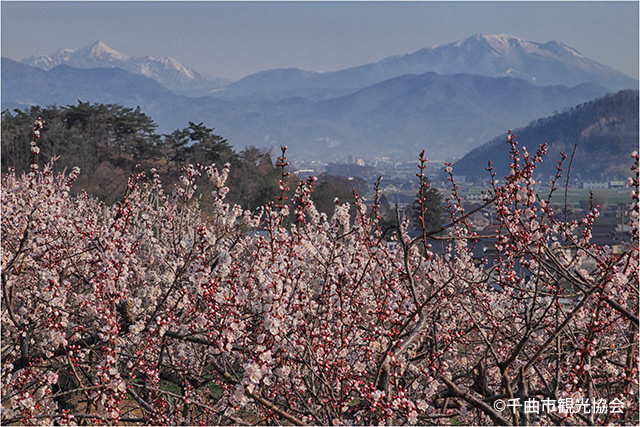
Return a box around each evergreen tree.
[410,180,444,234]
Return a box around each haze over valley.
[3,33,637,169]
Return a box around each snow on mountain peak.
[441,33,590,61]
[462,33,538,54]
[136,56,197,81]
[390,33,635,90]
[19,41,228,94]
[82,40,129,61]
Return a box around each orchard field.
[1,120,638,425]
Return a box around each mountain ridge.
[17,34,637,101]
[4,32,632,163]
[1,57,612,161]
[21,40,232,96]
[215,33,637,100]
[453,89,639,181]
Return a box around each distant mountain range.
[16,35,638,100]
[454,89,639,181]
[21,40,231,96]
[3,34,637,162]
[2,58,611,161]
[216,33,637,100]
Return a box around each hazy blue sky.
[2,1,638,80]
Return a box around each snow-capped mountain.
[23,41,129,69]
[217,33,637,100]
[5,33,636,161]
[382,33,636,89]
[21,40,231,96]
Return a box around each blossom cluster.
[1,133,638,425]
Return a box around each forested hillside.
[454,90,639,182]
[1,103,281,209]
[1,103,377,216]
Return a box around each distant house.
[294,169,316,179]
[465,192,485,202]
[583,181,609,190]
[589,223,632,256]
[383,184,399,193]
